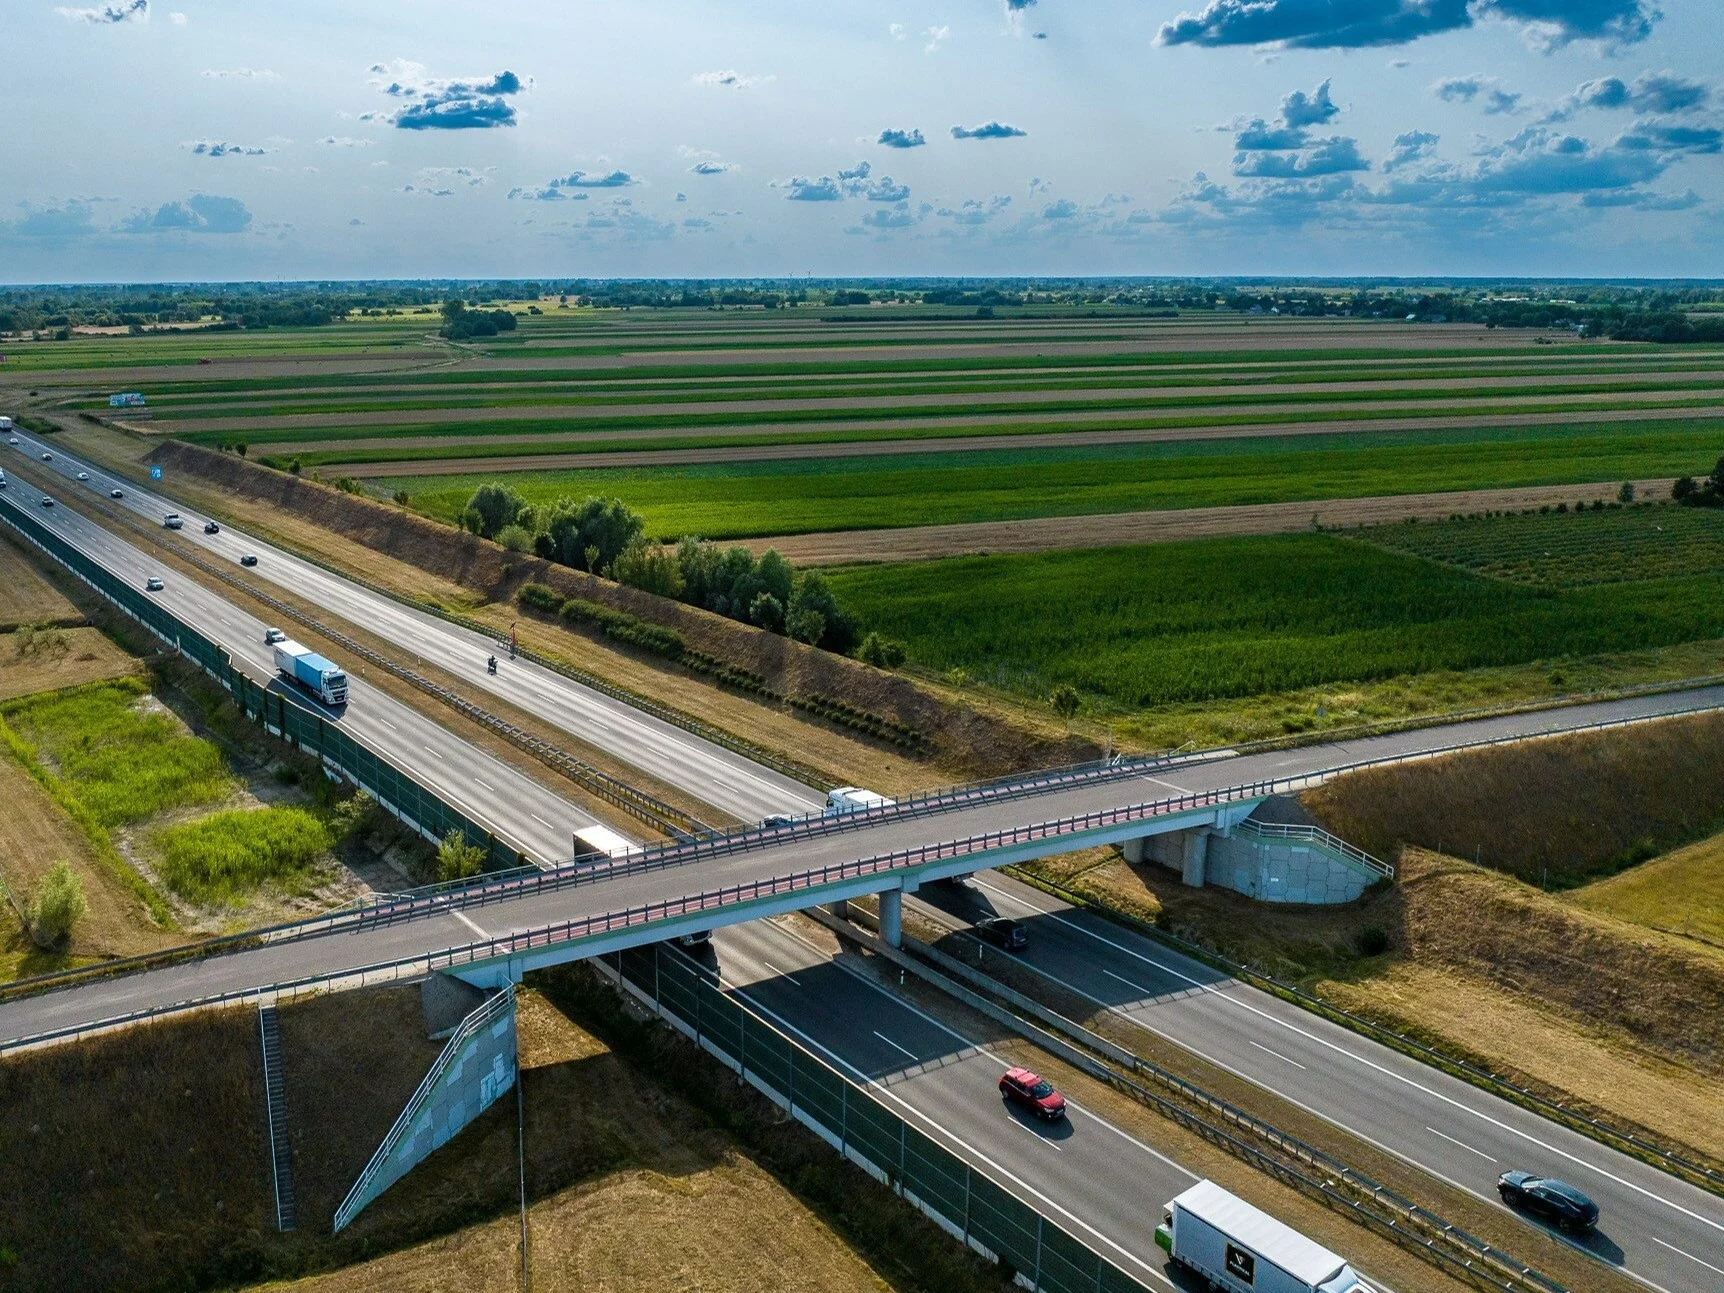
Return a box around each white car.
[263,627,286,644]
[7,437,17,446]
[145,577,164,592]
[77,471,89,481]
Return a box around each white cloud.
[924,24,951,53]
[692,70,773,90]
[203,67,278,80]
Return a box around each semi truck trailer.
[1156,1180,1374,1293]
[272,640,349,707]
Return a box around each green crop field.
[1363,501,1724,586]
[823,533,1724,709]
[387,421,1724,541]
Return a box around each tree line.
[459,483,860,652]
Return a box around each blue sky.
[7,0,1722,280]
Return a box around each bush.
[154,807,333,906]
[856,632,908,669]
[29,860,86,948]
[436,828,486,882]
[516,582,564,614]
[1355,926,1391,958]
[1049,683,1081,723]
[496,523,534,553]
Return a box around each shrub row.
[516,584,925,750]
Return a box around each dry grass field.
[0,534,82,629]
[1570,828,1724,949]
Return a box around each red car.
[999,1067,1067,1121]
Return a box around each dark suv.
[975,916,1028,952]
[1498,1171,1599,1232]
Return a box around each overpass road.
[4,429,820,822]
[907,876,1724,1293]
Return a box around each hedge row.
[516,583,926,751]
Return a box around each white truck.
[1156,1180,1375,1293]
[824,786,895,816]
[272,640,349,707]
[0,417,12,432]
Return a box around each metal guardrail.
[904,933,1562,1293]
[1232,818,1395,879]
[1015,871,1724,1202]
[54,487,704,842]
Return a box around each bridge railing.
[1231,818,1395,880]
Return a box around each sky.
[7,0,1724,281]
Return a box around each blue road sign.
[149,465,163,480]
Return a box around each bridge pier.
[1122,836,1147,865]
[878,888,903,949]
[826,899,851,920]
[1180,827,1210,889]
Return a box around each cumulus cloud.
[937,195,1012,225]
[1279,78,1339,127]
[861,176,910,201]
[318,136,373,148]
[121,193,252,234]
[202,67,278,80]
[508,169,638,199]
[403,166,491,196]
[774,175,844,201]
[889,22,906,40]
[1384,129,1440,170]
[1156,0,1659,51]
[857,205,916,229]
[13,202,99,238]
[692,70,773,89]
[1550,71,1711,120]
[1434,75,1523,114]
[878,128,927,149]
[183,140,271,158]
[1236,135,1369,176]
[924,25,951,52]
[1581,187,1701,210]
[1041,198,1079,219]
[57,0,147,23]
[1231,79,1368,177]
[689,160,736,175]
[369,61,529,130]
[951,121,1027,140]
[1614,122,1722,153]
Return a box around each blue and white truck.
[1156,1180,1375,1293]
[272,639,349,706]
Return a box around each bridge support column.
[826,899,851,921]
[1122,836,1147,865]
[1181,828,1210,889]
[878,888,903,949]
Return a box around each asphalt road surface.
[4,430,820,822]
[909,876,1724,1293]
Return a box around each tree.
[464,482,529,539]
[611,538,685,597]
[543,495,645,573]
[1049,683,1081,727]
[29,860,86,948]
[1617,481,1635,504]
[856,632,907,668]
[1673,476,1699,503]
[435,829,486,883]
[748,591,786,634]
[496,524,534,553]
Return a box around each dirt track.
[738,479,1680,565]
[339,405,1724,477]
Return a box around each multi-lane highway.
[907,876,1724,1293]
[6,433,1724,1289]
[0,470,618,866]
[5,429,819,822]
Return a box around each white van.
[824,786,896,816]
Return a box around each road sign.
[149,465,163,480]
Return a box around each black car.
[1498,1171,1599,1232]
[974,916,1028,952]
[203,520,220,535]
[239,553,259,567]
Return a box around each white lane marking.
[1142,776,1192,794]
[451,908,488,940]
[974,878,1724,1240]
[530,813,554,829]
[760,960,802,988]
[473,778,493,793]
[1007,1115,1064,1150]
[1651,1236,1724,1278]
[1427,1127,1496,1162]
[379,718,398,731]
[423,745,444,760]
[1102,966,1159,996]
[1247,1040,1307,1070]
[762,921,1195,1176]
[873,1030,919,1062]
[725,979,1173,1288]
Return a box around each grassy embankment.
[1020,713,1724,1162]
[0,979,1005,1293]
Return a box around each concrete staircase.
[258,1005,298,1232]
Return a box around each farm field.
[823,522,1724,709]
[383,421,1724,540]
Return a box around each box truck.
[824,786,895,816]
[272,640,349,706]
[1156,1180,1374,1293]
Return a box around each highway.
[906,876,1724,1293]
[4,429,820,822]
[7,435,1724,1288]
[707,916,1199,1291]
[0,471,619,868]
